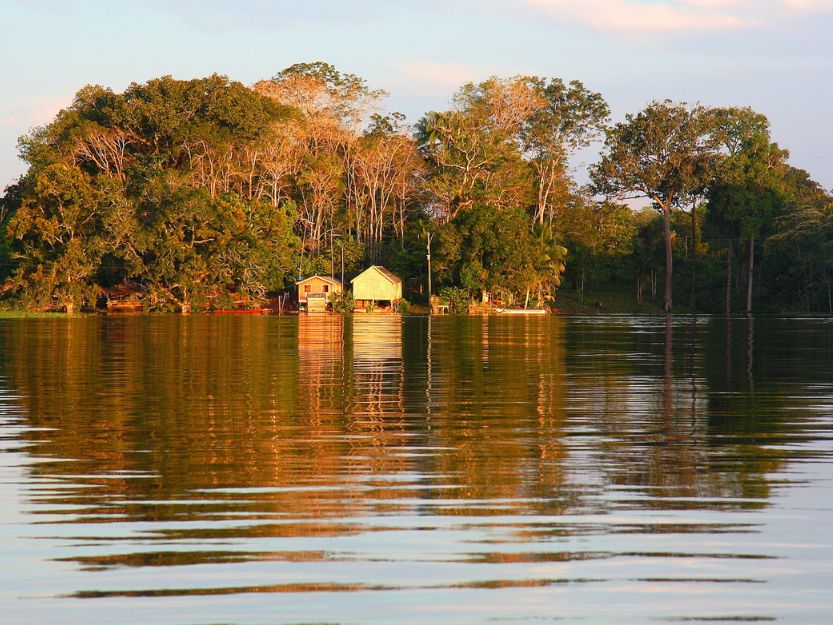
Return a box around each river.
[1,315,832,623]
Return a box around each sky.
[1,0,832,189]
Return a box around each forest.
[1,61,831,314]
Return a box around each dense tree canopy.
[591,101,720,312]
[1,64,831,314]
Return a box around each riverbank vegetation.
[1,62,831,314]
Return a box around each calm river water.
[1,315,833,624]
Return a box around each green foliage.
[759,168,833,311]
[395,298,411,314]
[418,106,534,221]
[415,74,607,225]
[3,66,833,316]
[432,205,566,305]
[559,197,634,293]
[707,108,787,242]
[329,289,355,314]
[592,101,719,207]
[591,100,721,311]
[0,182,21,282]
[3,74,299,312]
[439,287,470,314]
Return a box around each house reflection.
[351,315,404,418]
[297,314,348,418]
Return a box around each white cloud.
[513,0,833,32]
[779,0,833,10]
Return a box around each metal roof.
[350,265,402,285]
[295,275,343,286]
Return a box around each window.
[304,285,312,293]
[323,285,329,293]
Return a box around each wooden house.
[351,266,403,309]
[296,275,343,313]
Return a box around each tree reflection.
[0,314,826,554]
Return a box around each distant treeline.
[1,62,831,313]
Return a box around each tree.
[254,61,422,262]
[629,209,667,304]
[5,160,136,312]
[4,74,301,312]
[707,108,787,314]
[347,113,422,256]
[521,77,610,225]
[433,204,565,306]
[260,62,385,133]
[761,167,833,312]
[416,78,536,223]
[529,224,568,307]
[558,195,635,300]
[591,101,719,312]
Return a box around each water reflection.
[1,315,832,624]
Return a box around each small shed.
[351,266,403,307]
[296,275,343,312]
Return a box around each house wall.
[352,268,402,302]
[297,277,342,303]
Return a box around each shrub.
[395,298,411,314]
[439,287,470,313]
[329,290,355,313]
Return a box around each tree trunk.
[725,241,733,316]
[662,205,673,313]
[746,235,755,316]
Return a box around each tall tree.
[761,167,833,312]
[347,114,422,256]
[708,107,787,314]
[521,77,610,225]
[416,78,536,223]
[591,101,719,312]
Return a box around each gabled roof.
[296,275,343,286]
[351,265,402,285]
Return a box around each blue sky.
[1,0,832,189]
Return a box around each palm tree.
[528,224,567,308]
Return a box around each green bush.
[439,287,470,313]
[329,290,355,313]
